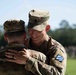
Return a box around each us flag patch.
[55,54,64,62]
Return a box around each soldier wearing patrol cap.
[0,20,26,75]
[24,9,67,75]
[0,20,27,75]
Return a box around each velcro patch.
[55,54,64,62]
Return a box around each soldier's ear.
[46,25,50,32]
[4,34,8,41]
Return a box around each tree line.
[47,20,76,47]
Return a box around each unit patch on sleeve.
[55,54,64,62]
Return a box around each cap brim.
[28,22,47,31]
[32,24,46,31]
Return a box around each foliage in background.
[47,20,76,46]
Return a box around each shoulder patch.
[55,54,64,62]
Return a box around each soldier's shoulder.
[51,38,66,53]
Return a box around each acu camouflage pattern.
[28,9,50,31]
[3,20,25,33]
[0,62,26,75]
[25,37,67,75]
[0,45,47,75]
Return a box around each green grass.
[65,58,76,75]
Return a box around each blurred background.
[0,0,76,75]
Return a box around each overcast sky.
[0,0,76,30]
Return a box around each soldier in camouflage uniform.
[24,9,67,75]
[2,20,47,75]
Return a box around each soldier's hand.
[5,49,30,65]
[5,49,47,64]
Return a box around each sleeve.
[25,48,67,75]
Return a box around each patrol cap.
[3,20,25,33]
[28,9,50,31]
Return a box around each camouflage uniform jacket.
[25,37,67,75]
[0,62,27,75]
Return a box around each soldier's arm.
[28,50,47,63]
[25,47,67,75]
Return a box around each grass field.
[65,58,76,75]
